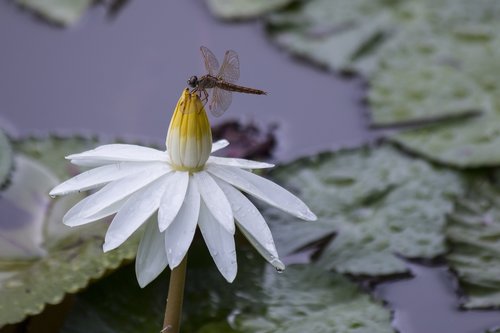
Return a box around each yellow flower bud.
[166,89,212,171]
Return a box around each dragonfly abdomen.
[216,80,267,95]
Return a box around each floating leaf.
[0,136,138,326]
[235,265,393,333]
[13,136,96,180]
[446,181,500,309]
[266,0,500,167]
[61,244,393,333]
[391,113,500,168]
[266,0,405,74]
[206,0,294,20]
[369,65,488,126]
[0,129,13,189]
[267,144,466,276]
[16,0,93,26]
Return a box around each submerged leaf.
[16,0,93,26]
[267,144,466,276]
[0,136,138,326]
[206,0,294,20]
[446,181,500,309]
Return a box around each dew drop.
[49,194,56,199]
[271,258,285,273]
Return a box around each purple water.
[0,1,499,332]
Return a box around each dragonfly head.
[187,76,198,88]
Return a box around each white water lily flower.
[50,89,316,287]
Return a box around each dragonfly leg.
[200,89,209,105]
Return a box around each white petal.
[164,180,200,268]
[198,202,237,282]
[135,220,168,288]
[207,156,274,169]
[211,139,229,153]
[207,164,317,221]
[64,196,127,227]
[67,144,168,165]
[63,163,169,224]
[193,172,234,234]
[103,174,170,252]
[216,180,284,271]
[158,171,189,232]
[50,162,157,196]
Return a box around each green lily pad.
[206,0,294,20]
[235,265,393,333]
[16,0,93,26]
[13,135,97,180]
[391,113,500,168]
[61,244,393,333]
[0,136,138,326]
[266,0,407,74]
[267,144,466,276]
[369,64,489,126]
[446,181,500,309]
[266,0,500,168]
[0,129,13,189]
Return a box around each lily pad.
[391,113,500,168]
[369,64,488,126]
[16,0,93,26]
[61,244,393,333]
[266,0,406,74]
[267,144,466,276]
[206,0,294,20]
[0,136,138,326]
[235,265,393,333]
[376,27,500,167]
[446,181,500,309]
[0,129,13,189]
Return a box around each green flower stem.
[162,255,188,333]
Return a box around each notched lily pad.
[206,0,294,20]
[16,0,93,26]
[0,136,138,326]
[446,181,500,309]
[267,144,466,276]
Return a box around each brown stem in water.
[161,255,188,333]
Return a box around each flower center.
[166,89,212,171]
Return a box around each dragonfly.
[188,46,267,117]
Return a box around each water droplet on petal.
[270,258,285,273]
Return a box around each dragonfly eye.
[187,76,198,88]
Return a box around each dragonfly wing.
[209,87,233,117]
[200,46,220,76]
[218,50,240,83]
